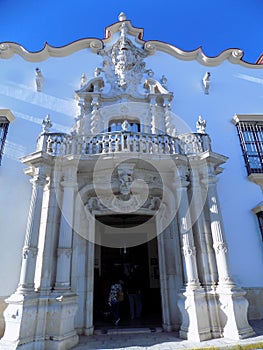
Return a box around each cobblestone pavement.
[72,319,263,350]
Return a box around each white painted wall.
[0,39,263,297]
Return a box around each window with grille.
[0,116,11,165]
[236,121,263,175]
[256,211,263,241]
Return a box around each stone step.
[94,326,163,335]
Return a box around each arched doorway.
[93,214,162,329]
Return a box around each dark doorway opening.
[93,239,162,329]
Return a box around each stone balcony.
[37,131,211,157]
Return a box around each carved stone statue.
[35,68,44,92]
[121,120,130,131]
[161,75,168,88]
[196,115,207,134]
[80,73,87,87]
[202,72,210,94]
[42,114,52,133]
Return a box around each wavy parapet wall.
[0,13,262,68]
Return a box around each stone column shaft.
[174,166,212,341]
[175,179,200,288]
[157,218,182,332]
[18,169,46,292]
[204,176,232,285]
[55,168,77,291]
[190,168,217,286]
[85,216,95,335]
[201,166,255,340]
[37,173,61,291]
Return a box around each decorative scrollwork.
[90,40,103,52]
[0,43,9,52]
[232,49,243,59]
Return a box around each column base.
[217,284,255,340]
[0,291,79,350]
[0,291,39,349]
[204,285,223,338]
[162,323,180,332]
[45,292,79,349]
[178,287,212,341]
[84,326,94,336]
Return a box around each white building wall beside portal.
[0,43,263,299]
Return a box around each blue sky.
[0,0,262,63]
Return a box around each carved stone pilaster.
[201,169,233,286]
[173,164,212,341]
[22,247,38,260]
[18,170,47,292]
[173,166,200,288]
[201,163,255,340]
[54,167,77,291]
[35,170,63,292]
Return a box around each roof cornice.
[0,15,262,68]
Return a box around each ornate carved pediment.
[98,23,147,94]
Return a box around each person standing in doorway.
[108,279,123,326]
[127,272,142,320]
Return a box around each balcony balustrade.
[42,131,211,157]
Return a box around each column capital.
[22,247,38,259]
[57,248,72,257]
[214,242,228,255]
[173,165,190,189]
[30,173,47,187]
[61,166,78,188]
[182,246,196,257]
[201,173,218,187]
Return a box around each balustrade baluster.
[145,136,149,153]
[62,137,67,155]
[87,139,91,155]
[164,136,169,154]
[129,133,133,152]
[102,135,107,154]
[108,135,113,153]
[54,136,59,155]
[42,131,191,157]
[47,137,53,154]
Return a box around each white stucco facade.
[0,13,263,349]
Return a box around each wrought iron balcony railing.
[38,131,211,157]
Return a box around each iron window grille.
[256,211,263,241]
[236,121,263,175]
[0,116,10,165]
